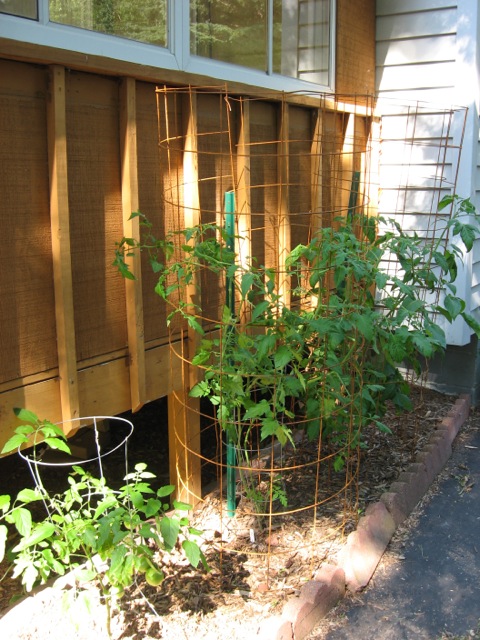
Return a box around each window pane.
[273,0,330,85]
[49,0,168,47]
[190,1,267,72]
[0,0,37,19]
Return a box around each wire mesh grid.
[154,85,466,576]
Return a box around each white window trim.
[0,0,336,93]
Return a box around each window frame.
[0,0,336,93]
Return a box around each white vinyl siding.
[376,0,480,346]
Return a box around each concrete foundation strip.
[258,394,472,640]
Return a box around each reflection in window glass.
[190,1,268,72]
[49,0,168,47]
[274,0,330,85]
[0,0,37,19]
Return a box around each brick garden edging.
[258,394,471,640]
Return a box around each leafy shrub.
[0,409,207,635]
[114,195,480,473]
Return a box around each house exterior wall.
[0,1,376,452]
[376,0,480,400]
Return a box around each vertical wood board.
[47,64,80,424]
[136,81,169,344]
[120,76,146,411]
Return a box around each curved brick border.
[258,394,471,640]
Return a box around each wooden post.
[168,89,202,507]
[340,113,355,219]
[236,98,252,322]
[120,77,146,412]
[277,101,291,308]
[322,110,344,229]
[311,108,323,236]
[47,65,79,433]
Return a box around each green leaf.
[40,422,67,439]
[157,485,175,498]
[243,399,271,421]
[460,224,476,251]
[13,408,39,424]
[0,495,10,512]
[187,315,205,335]
[256,333,277,359]
[145,498,162,518]
[432,251,450,273]
[22,563,39,592]
[1,433,28,454]
[352,312,374,341]
[374,420,392,434]
[189,380,210,398]
[438,194,455,211]
[182,539,201,568]
[393,393,413,412]
[251,300,270,322]
[386,337,407,364]
[13,522,55,551]
[375,272,389,290]
[412,333,435,358]
[10,507,32,537]
[426,321,446,348]
[160,516,180,551]
[274,345,293,370]
[93,496,118,520]
[443,295,465,321]
[241,272,255,299]
[172,500,192,512]
[461,312,480,338]
[44,437,72,455]
[309,318,331,336]
[260,418,290,445]
[16,488,43,504]
[192,349,211,366]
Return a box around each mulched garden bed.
[0,386,457,639]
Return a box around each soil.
[0,386,458,640]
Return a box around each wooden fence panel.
[65,71,126,363]
[0,60,57,384]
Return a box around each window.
[273,0,331,86]
[0,0,37,19]
[49,0,168,47]
[190,0,332,86]
[190,1,268,72]
[1,1,334,92]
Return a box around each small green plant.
[244,474,288,517]
[0,410,207,637]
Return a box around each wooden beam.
[322,111,345,228]
[120,76,146,412]
[339,113,355,219]
[277,101,291,307]
[236,98,252,322]
[47,65,79,433]
[168,339,201,507]
[311,108,323,235]
[167,89,202,506]
[0,340,181,455]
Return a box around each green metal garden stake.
[224,190,237,517]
